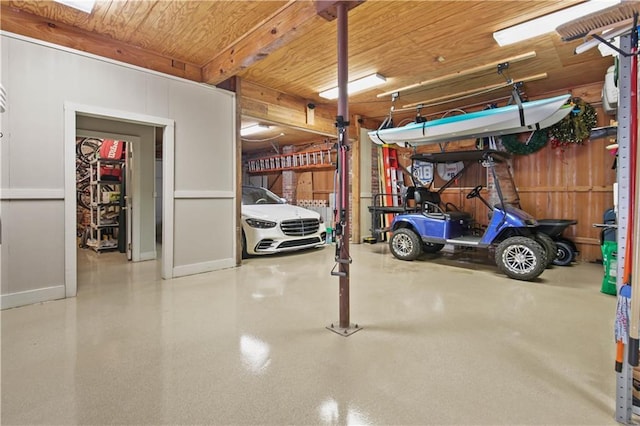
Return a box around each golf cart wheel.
[389,228,423,261]
[553,240,574,266]
[495,236,546,281]
[423,242,445,253]
[535,233,557,268]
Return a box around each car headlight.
[245,218,277,228]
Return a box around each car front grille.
[277,237,322,248]
[280,219,320,236]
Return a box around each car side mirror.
[280,197,288,204]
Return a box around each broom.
[556,2,640,41]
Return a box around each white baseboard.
[173,258,236,278]
[1,285,66,310]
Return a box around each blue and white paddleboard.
[368,94,571,147]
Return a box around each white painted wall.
[0,33,236,309]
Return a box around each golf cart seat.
[402,186,424,212]
[413,187,472,221]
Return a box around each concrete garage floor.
[1,243,621,425]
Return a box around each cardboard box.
[102,192,120,203]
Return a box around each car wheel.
[495,236,546,281]
[389,228,423,261]
[423,242,445,253]
[535,233,557,268]
[241,231,249,259]
[553,240,575,266]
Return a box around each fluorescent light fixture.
[493,0,621,46]
[241,124,269,136]
[53,0,96,13]
[319,73,386,100]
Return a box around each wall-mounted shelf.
[247,148,335,173]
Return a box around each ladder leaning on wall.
[246,148,335,173]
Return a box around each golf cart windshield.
[410,150,521,208]
[490,160,520,208]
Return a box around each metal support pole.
[337,2,349,330]
[327,1,360,337]
[616,32,635,424]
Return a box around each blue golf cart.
[387,150,553,281]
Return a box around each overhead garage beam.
[0,5,202,81]
[202,1,356,85]
[241,80,338,137]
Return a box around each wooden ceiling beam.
[315,1,365,21]
[0,5,202,81]
[241,80,337,137]
[202,1,329,85]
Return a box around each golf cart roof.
[410,149,510,164]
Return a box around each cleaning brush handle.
[617,340,625,372]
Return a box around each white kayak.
[368,94,571,147]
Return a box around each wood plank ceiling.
[1,0,617,152]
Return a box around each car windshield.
[242,186,285,205]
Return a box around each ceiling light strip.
[319,73,386,99]
[376,51,537,98]
[240,124,269,136]
[53,0,96,13]
[402,73,548,109]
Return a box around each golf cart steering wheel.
[255,198,267,204]
[466,185,483,199]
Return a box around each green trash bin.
[601,241,617,295]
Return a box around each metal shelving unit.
[87,158,123,252]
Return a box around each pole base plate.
[326,322,363,336]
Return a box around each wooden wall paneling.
[313,170,335,203]
[268,174,283,196]
[296,172,314,201]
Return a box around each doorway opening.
[76,136,131,260]
[155,127,163,255]
[64,103,175,298]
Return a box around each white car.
[241,185,327,257]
